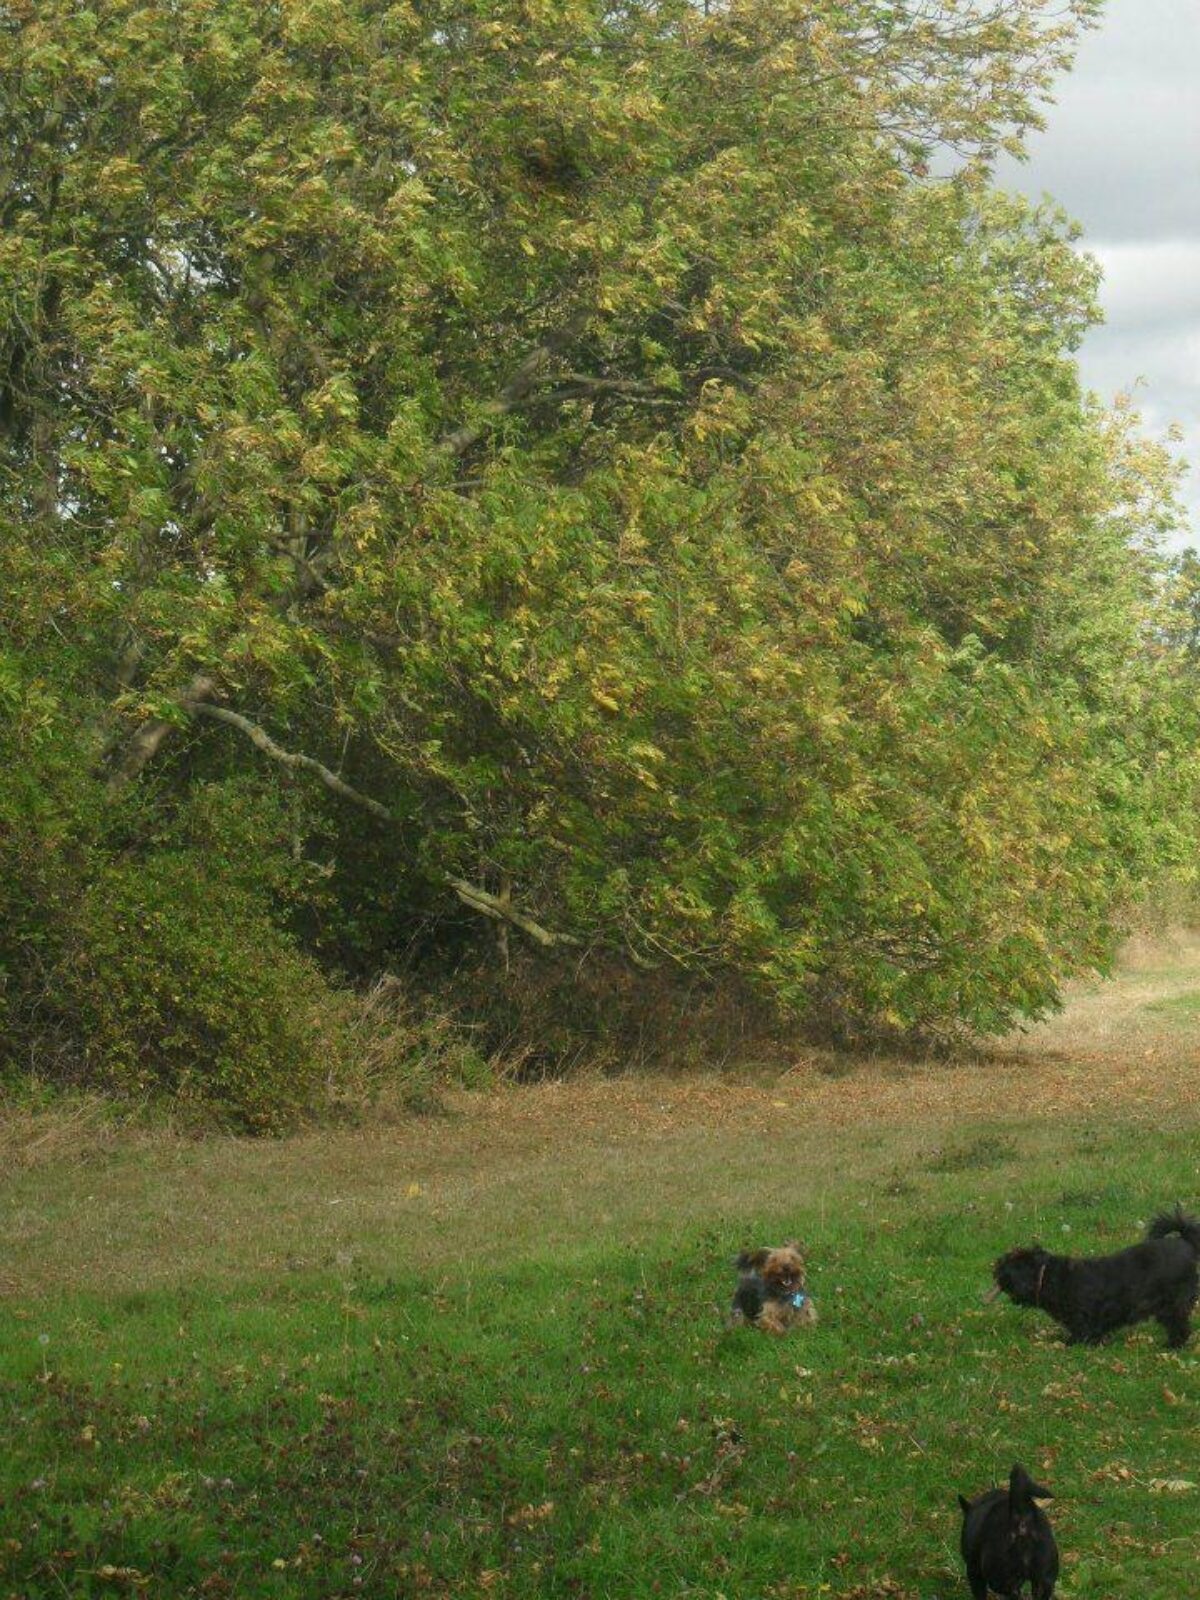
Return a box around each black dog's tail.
[1147,1207,1200,1255]
[1009,1464,1052,1509]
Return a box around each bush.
[327,973,495,1115]
[0,670,99,1081]
[59,856,335,1131]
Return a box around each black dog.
[958,1463,1058,1600]
[989,1209,1200,1347]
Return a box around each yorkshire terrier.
[730,1242,818,1333]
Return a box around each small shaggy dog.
[958,1463,1058,1600]
[988,1209,1200,1347]
[730,1242,818,1333]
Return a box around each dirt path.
[1006,928,1200,1057]
[404,925,1200,1150]
[4,933,1200,1301]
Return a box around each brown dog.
[730,1242,818,1332]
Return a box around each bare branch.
[190,703,392,819]
[105,673,217,795]
[189,701,583,954]
[436,310,589,458]
[447,877,581,950]
[535,380,681,409]
[558,373,668,395]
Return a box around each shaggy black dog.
[989,1209,1200,1347]
[958,1463,1058,1600]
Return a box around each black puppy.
[958,1463,1058,1600]
[988,1209,1200,1347]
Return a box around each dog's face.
[763,1244,806,1295]
[735,1243,807,1289]
[992,1246,1049,1306]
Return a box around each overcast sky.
[992,0,1200,547]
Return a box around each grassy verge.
[3,1103,1199,1598]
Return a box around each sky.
[992,0,1200,546]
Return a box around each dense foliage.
[1,0,1195,1115]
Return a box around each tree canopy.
[1,0,1194,1115]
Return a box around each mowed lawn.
[4,945,1200,1598]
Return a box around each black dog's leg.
[1159,1308,1191,1348]
[1065,1324,1103,1345]
[964,1561,987,1600]
[1031,1540,1058,1600]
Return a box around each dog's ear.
[735,1248,770,1271]
[957,1493,972,1516]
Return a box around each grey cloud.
[1087,242,1200,331]
[996,2,1200,240]
[991,0,1200,542]
[1004,92,1200,239]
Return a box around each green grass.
[1142,990,1200,1022]
[3,1109,1199,1598]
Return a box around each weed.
[925,1133,1019,1173]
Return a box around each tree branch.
[446,877,581,950]
[190,702,393,819]
[190,701,582,953]
[436,309,589,458]
[534,379,681,409]
[105,673,218,795]
[558,373,669,395]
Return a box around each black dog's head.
[990,1245,1051,1306]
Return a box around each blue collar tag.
[791,1291,807,1309]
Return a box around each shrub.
[326,973,495,1115]
[59,855,334,1131]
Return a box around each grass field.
[3,938,1200,1599]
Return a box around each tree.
[1,0,1192,1087]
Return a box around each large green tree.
[2,0,1193,1091]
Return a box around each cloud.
[992,0,1200,543]
[1011,88,1200,241]
[1085,241,1200,331]
[1003,0,1200,240]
